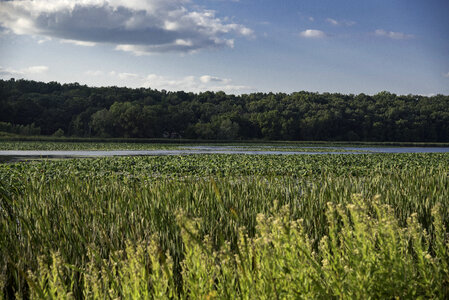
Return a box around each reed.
[1,153,448,298]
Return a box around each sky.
[0,0,448,95]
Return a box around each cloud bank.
[0,0,253,54]
[84,69,252,93]
[0,65,49,77]
[143,73,251,93]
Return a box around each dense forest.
[1,78,448,141]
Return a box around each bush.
[21,197,449,299]
[52,128,65,137]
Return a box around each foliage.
[1,153,449,297]
[0,121,41,136]
[52,128,65,137]
[1,79,449,141]
[0,141,358,151]
[7,199,449,299]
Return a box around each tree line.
[1,78,448,142]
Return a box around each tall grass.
[1,153,449,298]
[7,199,449,299]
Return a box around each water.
[339,147,449,153]
[1,146,449,162]
[185,146,449,153]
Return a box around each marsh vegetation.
[1,152,449,298]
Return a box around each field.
[1,148,449,298]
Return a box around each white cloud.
[442,72,449,78]
[0,0,253,54]
[326,18,339,26]
[145,74,232,90]
[0,67,21,77]
[85,70,104,76]
[199,75,230,84]
[91,70,252,93]
[0,65,49,77]
[144,74,252,93]
[118,72,139,80]
[24,66,49,74]
[299,29,326,38]
[374,29,414,40]
[36,36,52,44]
[308,17,314,22]
[326,18,355,26]
[144,74,196,90]
[61,39,96,47]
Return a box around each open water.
[1,146,449,162]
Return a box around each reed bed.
[1,153,449,298]
[0,141,360,152]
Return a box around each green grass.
[0,141,360,152]
[2,138,449,150]
[1,153,449,298]
[0,141,180,151]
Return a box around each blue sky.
[0,0,448,95]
